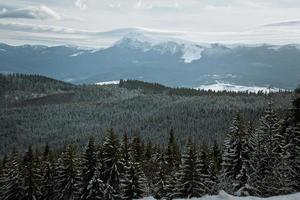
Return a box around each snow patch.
[141,191,300,200]
[70,51,85,57]
[181,45,204,63]
[195,81,281,93]
[96,80,120,85]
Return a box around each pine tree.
[248,100,280,197]
[40,144,56,200]
[173,138,205,199]
[234,121,252,196]
[153,151,168,199]
[80,137,97,200]
[56,145,81,200]
[85,169,106,200]
[120,133,130,167]
[220,114,243,194]
[22,145,40,200]
[0,150,24,200]
[121,162,147,200]
[165,129,181,171]
[102,128,122,199]
[198,147,214,195]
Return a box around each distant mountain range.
[1,31,300,89]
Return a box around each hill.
[1,34,300,89]
[0,74,293,155]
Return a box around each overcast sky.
[1,0,300,47]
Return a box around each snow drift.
[141,191,300,200]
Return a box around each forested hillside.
[0,87,299,199]
[0,74,293,155]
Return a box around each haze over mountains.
[1,29,300,90]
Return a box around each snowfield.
[196,81,281,93]
[141,191,300,200]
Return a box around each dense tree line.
[0,74,292,155]
[0,89,299,199]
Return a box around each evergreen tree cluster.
[220,92,300,197]
[0,74,299,199]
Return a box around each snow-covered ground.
[196,81,281,93]
[96,80,120,85]
[141,191,300,200]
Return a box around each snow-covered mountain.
[0,30,300,89]
[115,32,206,63]
[196,81,282,93]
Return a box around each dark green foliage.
[121,162,147,200]
[101,128,122,198]
[0,150,24,200]
[56,145,81,200]
[220,114,244,194]
[0,74,292,155]
[165,129,181,171]
[85,170,106,200]
[80,137,97,200]
[173,138,205,199]
[22,145,40,200]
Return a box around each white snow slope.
[141,191,300,200]
[196,82,281,93]
[96,80,120,85]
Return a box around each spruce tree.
[0,150,24,200]
[56,145,81,200]
[165,129,181,171]
[80,137,97,200]
[220,114,243,194]
[198,147,214,195]
[121,162,147,200]
[248,100,280,197]
[22,145,40,200]
[85,169,106,200]
[234,121,251,196]
[174,138,205,199]
[102,128,122,199]
[153,150,168,199]
[40,144,56,200]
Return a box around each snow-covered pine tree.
[121,161,147,200]
[165,129,181,171]
[56,145,81,200]
[153,150,168,199]
[85,169,106,200]
[102,128,122,199]
[281,88,300,192]
[291,88,300,192]
[173,137,205,199]
[40,144,56,200]
[234,121,252,196]
[207,151,219,195]
[198,147,215,195]
[259,100,280,196]
[248,100,280,197]
[0,150,24,200]
[22,145,41,200]
[120,133,130,167]
[220,114,243,194]
[80,137,98,200]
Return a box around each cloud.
[0,22,183,36]
[263,20,300,27]
[0,5,61,20]
[75,0,87,10]
[134,0,143,8]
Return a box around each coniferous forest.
[0,74,299,199]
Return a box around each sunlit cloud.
[0,5,61,20]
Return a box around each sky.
[1,0,300,47]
